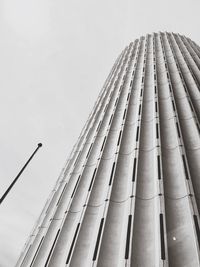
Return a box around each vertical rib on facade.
[16,32,200,267]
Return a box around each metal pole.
[0,143,42,205]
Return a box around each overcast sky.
[0,0,199,266]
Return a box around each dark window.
[88,168,97,191]
[86,143,93,158]
[109,115,113,125]
[45,229,60,266]
[156,123,159,139]
[136,126,139,142]
[97,121,102,132]
[125,215,132,259]
[123,109,127,120]
[182,155,189,180]
[93,219,104,261]
[71,176,81,198]
[30,237,44,267]
[101,137,106,152]
[157,155,161,179]
[132,158,137,182]
[66,225,80,264]
[176,122,181,138]
[172,100,176,112]
[159,214,165,260]
[57,183,68,205]
[117,131,122,146]
[109,162,116,186]
[193,215,200,249]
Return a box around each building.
[16,32,200,267]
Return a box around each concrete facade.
[16,32,200,267]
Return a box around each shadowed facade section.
[16,32,200,267]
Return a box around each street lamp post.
[0,143,42,205]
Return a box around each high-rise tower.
[16,32,200,267]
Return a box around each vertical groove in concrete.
[16,32,200,267]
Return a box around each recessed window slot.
[71,176,81,198]
[138,104,141,115]
[88,168,97,191]
[87,143,93,158]
[136,126,139,142]
[189,101,194,112]
[132,158,137,182]
[169,84,172,92]
[172,100,176,112]
[101,137,106,151]
[155,85,157,94]
[109,115,113,125]
[117,131,122,146]
[193,215,200,249]
[115,98,118,106]
[156,123,159,139]
[159,214,166,260]
[157,155,161,180]
[93,218,104,261]
[30,237,44,267]
[96,121,102,132]
[45,229,60,266]
[57,183,68,205]
[130,80,133,87]
[127,93,130,101]
[109,162,116,186]
[176,122,181,138]
[155,102,158,113]
[125,215,132,259]
[196,123,200,134]
[123,109,127,120]
[73,151,81,167]
[182,155,189,180]
[66,224,80,264]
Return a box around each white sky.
[0,0,199,266]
